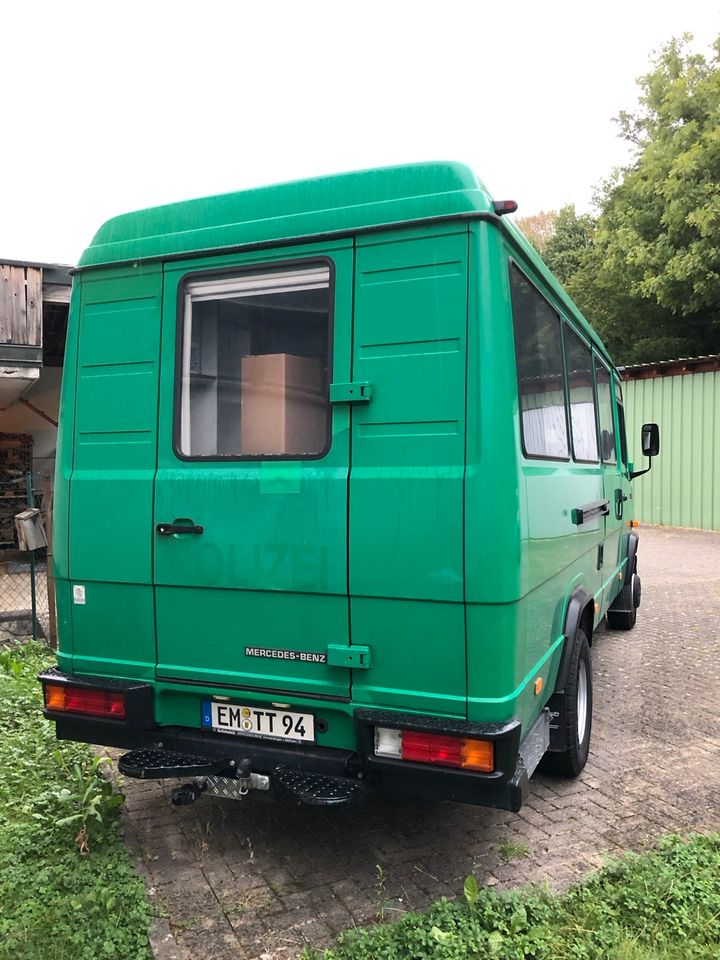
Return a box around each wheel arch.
[625,531,639,585]
[553,586,594,695]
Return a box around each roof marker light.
[493,200,518,216]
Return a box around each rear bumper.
[39,669,530,811]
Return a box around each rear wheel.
[607,560,640,631]
[606,604,636,630]
[540,630,592,778]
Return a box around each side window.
[510,265,569,460]
[177,264,332,459]
[614,379,628,466]
[563,324,599,462]
[594,358,617,464]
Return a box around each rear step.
[118,747,235,779]
[117,748,367,807]
[274,766,368,806]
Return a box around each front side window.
[510,265,569,459]
[563,324,599,462]
[615,380,628,466]
[594,358,617,464]
[178,265,331,459]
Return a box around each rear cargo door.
[68,265,162,677]
[153,242,353,699]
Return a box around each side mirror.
[630,422,660,479]
[641,422,660,458]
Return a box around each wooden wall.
[0,265,42,347]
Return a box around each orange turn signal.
[534,677,543,696]
[44,683,66,711]
[461,738,494,773]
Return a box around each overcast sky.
[3,0,718,265]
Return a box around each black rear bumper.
[40,670,529,811]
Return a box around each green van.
[40,163,658,811]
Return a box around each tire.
[606,559,640,631]
[606,604,636,631]
[539,630,593,778]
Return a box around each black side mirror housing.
[641,422,660,458]
[630,422,660,479]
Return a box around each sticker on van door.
[72,585,86,605]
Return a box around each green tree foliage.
[590,34,720,363]
[610,35,720,318]
[542,206,595,285]
[529,36,720,365]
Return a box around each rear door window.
[177,264,332,459]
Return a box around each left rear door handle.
[156,523,204,536]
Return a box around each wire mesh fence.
[0,466,54,646]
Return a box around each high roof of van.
[78,161,613,365]
[79,162,495,269]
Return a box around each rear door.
[347,228,470,715]
[153,241,353,699]
[68,265,162,677]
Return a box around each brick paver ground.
[117,527,720,960]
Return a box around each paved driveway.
[118,527,720,960]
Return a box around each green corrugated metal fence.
[624,370,720,531]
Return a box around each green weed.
[302,833,720,960]
[0,643,152,960]
[498,838,529,861]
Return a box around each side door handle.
[615,489,628,521]
[156,523,204,536]
[571,500,609,525]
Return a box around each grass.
[303,833,720,959]
[0,642,152,960]
[498,839,529,861]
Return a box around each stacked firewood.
[0,434,33,547]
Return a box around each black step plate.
[274,766,366,806]
[118,747,232,779]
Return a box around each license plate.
[201,700,314,743]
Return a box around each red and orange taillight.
[374,726,494,773]
[42,682,127,720]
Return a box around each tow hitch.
[117,746,368,806]
[118,749,270,806]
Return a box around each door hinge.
[326,644,372,669]
[328,381,373,404]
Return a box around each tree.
[515,210,558,254]
[542,205,596,285]
[581,35,720,363]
